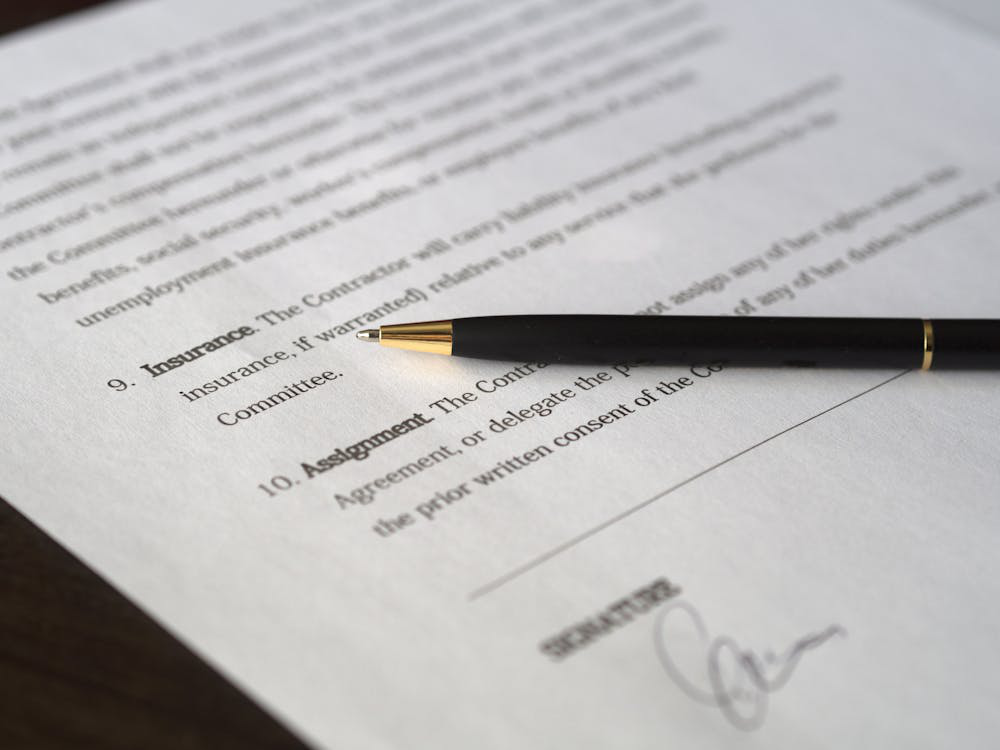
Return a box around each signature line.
[468,370,910,601]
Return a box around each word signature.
[653,600,845,730]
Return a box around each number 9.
[107,379,128,391]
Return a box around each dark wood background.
[0,4,308,748]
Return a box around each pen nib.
[357,329,380,342]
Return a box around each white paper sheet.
[2,0,999,746]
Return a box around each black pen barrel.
[451,316,1000,368]
[930,319,1000,368]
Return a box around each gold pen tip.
[357,329,380,342]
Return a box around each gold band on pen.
[921,319,935,370]
[378,320,453,355]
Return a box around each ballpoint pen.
[356,315,1000,369]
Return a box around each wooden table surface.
[0,5,307,749]
[0,499,307,749]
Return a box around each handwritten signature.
[653,600,845,730]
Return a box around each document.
[2,0,999,746]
